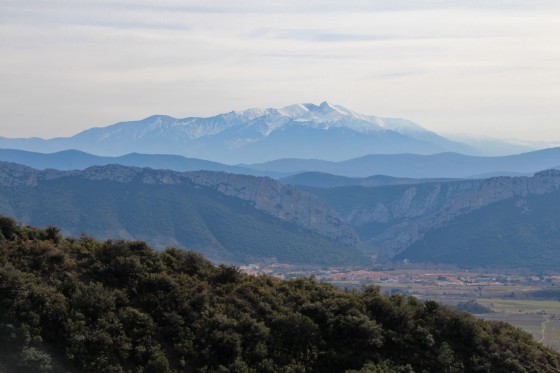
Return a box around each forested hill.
[1,217,559,372]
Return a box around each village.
[240,263,560,300]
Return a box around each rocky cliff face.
[345,180,482,227]
[336,169,560,258]
[0,161,50,187]
[0,161,358,245]
[185,171,358,245]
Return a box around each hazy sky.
[1,0,560,142]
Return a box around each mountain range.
[1,101,559,270]
[0,102,536,163]
[2,161,560,270]
[1,147,559,180]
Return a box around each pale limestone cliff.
[185,171,358,245]
[358,170,560,258]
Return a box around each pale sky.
[1,0,560,142]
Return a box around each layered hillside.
[1,217,558,372]
[0,162,362,265]
[2,147,559,180]
[0,148,285,178]
[247,147,560,178]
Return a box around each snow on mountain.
[0,102,478,163]
[272,102,385,134]
[81,101,436,141]
[214,101,427,137]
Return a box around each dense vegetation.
[454,301,493,315]
[1,217,559,372]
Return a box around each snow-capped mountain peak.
[0,101,478,164]
[91,102,434,140]
[251,101,384,135]
[277,101,364,122]
[231,108,268,121]
[277,103,311,118]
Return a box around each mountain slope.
[395,190,560,269]
[302,170,560,269]
[0,102,476,163]
[0,162,363,265]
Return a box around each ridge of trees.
[1,216,559,372]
